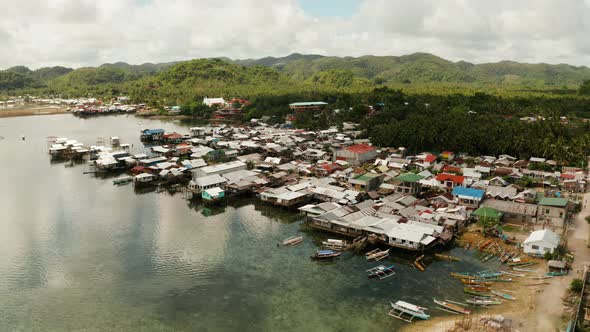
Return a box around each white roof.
[199,160,246,175]
[524,229,560,247]
[204,187,224,196]
[195,174,228,187]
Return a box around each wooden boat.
[479,239,493,250]
[113,176,133,185]
[464,287,492,297]
[322,239,349,250]
[388,301,430,323]
[435,253,460,262]
[500,270,525,277]
[310,250,341,260]
[451,270,501,279]
[282,236,303,246]
[546,270,568,277]
[507,258,536,267]
[414,255,426,272]
[366,265,396,279]
[491,290,516,301]
[481,253,495,262]
[465,285,491,292]
[465,297,502,306]
[365,248,390,261]
[512,267,537,272]
[433,299,471,315]
[461,279,492,286]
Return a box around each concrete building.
[523,229,560,256]
[391,173,424,195]
[334,144,378,166]
[349,173,384,192]
[537,197,571,228]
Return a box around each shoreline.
[0,106,69,118]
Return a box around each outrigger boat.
[388,301,430,323]
[310,250,341,260]
[112,176,133,185]
[491,290,516,301]
[366,265,396,279]
[465,297,502,306]
[365,248,390,261]
[282,236,303,246]
[435,253,460,262]
[433,299,471,315]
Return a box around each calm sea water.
[0,114,499,331]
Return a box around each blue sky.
[298,0,360,17]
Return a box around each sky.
[2,0,590,69]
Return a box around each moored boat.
[388,300,430,323]
[433,298,471,315]
[282,236,303,246]
[491,290,516,301]
[310,250,341,260]
[366,248,390,261]
[464,287,492,297]
[461,279,492,286]
[435,253,460,262]
[113,175,133,185]
[366,265,396,279]
[465,297,502,306]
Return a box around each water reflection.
[0,114,499,331]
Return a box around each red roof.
[560,173,576,180]
[163,132,182,139]
[424,154,437,163]
[345,144,376,154]
[436,173,465,184]
[443,165,462,173]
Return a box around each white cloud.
[1,0,590,68]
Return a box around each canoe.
[546,270,568,277]
[435,253,460,262]
[461,279,492,286]
[465,297,502,306]
[466,285,491,292]
[491,290,516,301]
[433,299,471,315]
[310,250,341,260]
[464,288,492,297]
[282,236,303,246]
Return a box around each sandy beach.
[402,196,590,332]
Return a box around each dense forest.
[2,54,590,165]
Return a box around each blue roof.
[452,186,485,199]
[143,129,165,135]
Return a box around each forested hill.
[2,53,590,93]
[232,53,590,86]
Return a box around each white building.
[203,97,225,107]
[523,229,560,256]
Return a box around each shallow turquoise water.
[0,114,499,331]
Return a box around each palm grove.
[3,55,590,166]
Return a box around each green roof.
[394,173,424,183]
[472,207,503,219]
[354,173,381,181]
[289,102,328,107]
[538,197,568,207]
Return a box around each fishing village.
[40,97,590,332]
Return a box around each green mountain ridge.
[2,52,590,93]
